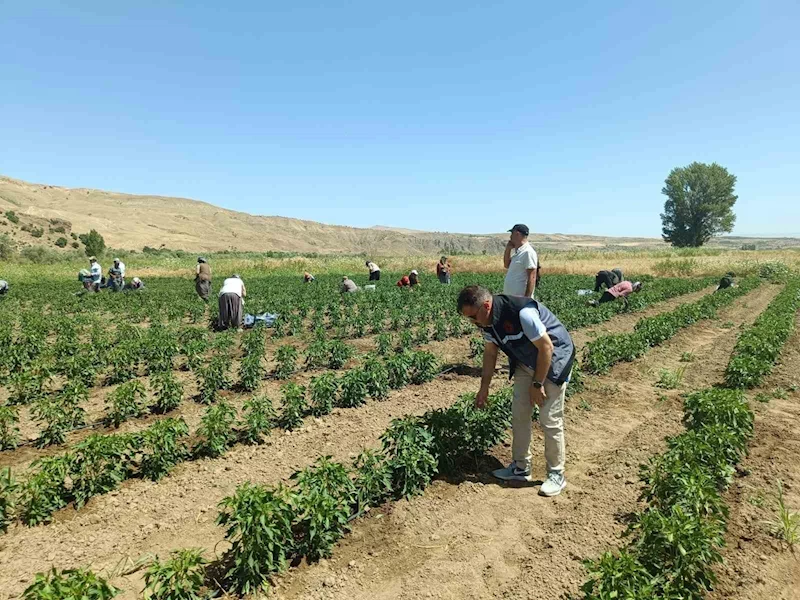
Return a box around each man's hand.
[506,240,515,250]
[529,384,546,408]
[475,387,489,409]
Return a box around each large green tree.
[660,162,738,247]
[78,229,106,257]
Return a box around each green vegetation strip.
[15,388,513,598]
[578,280,800,599]
[724,278,800,388]
[583,277,761,374]
[0,346,442,530]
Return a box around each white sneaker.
[539,471,566,496]
[492,462,532,482]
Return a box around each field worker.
[366,260,381,281]
[593,268,624,292]
[128,277,145,290]
[589,280,643,308]
[195,257,212,301]
[0,280,8,296]
[105,265,124,291]
[409,269,420,287]
[89,257,102,292]
[436,256,452,284]
[304,272,315,283]
[503,224,538,298]
[716,272,735,292]
[341,276,359,293]
[218,274,246,330]
[113,258,126,279]
[397,274,411,287]
[457,285,574,496]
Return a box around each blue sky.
[1,1,798,237]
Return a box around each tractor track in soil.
[272,284,782,600]
[0,283,727,599]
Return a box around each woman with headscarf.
[195,257,212,301]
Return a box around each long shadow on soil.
[436,454,543,489]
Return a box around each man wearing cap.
[195,257,212,301]
[341,276,359,293]
[504,224,538,298]
[457,284,574,496]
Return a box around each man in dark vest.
[457,285,575,496]
[593,268,623,292]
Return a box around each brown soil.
[707,312,800,600]
[0,284,780,599]
[272,284,782,600]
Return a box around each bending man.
[457,285,575,496]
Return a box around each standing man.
[436,256,451,284]
[218,274,246,330]
[457,285,574,496]
[366,260,381,281]
[503,224,538,298]
[89,257,102,292]
[195,257,212,301]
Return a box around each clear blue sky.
[2,1,798,237]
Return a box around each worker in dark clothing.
[716,272,735,292]
[593,268,624,292]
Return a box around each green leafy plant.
[150,370,184,413]
[22,567,119,600]
[18,455,72,526]
[193,401,237,458]
[386,351,412,389]
[290,456,356,560]
[33,381,88,447]
[239,395,275,445]
[409,350,439,384]
[279,383,307,430]
[304,340,329,370]
[105,380,147,427]
[580,549,656,600]
[141,418,190,481]
[143,548,208,600]
[198,354,232,404]
[216,483,294,594]
[352,449,392,514]
[309,372,338,417]
[375,333,393,356]
[70,433,139,508]
[274,344,298,379]
[327,340,353,369]
[381,416,438,498]
[655,366,686,389]
[337,368,369,408]
[1,467,18,533]
[0,403,21,449]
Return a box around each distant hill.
[1,175,797,255]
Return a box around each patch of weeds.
[754,392,771,404]
[763,480,799,547]
[679,352,695,363]
[578,399,592,411]
[720,321,735,329]
[655,366,686,390]
[771,388,788,400]
[748,489,767,508]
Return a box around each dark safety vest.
[482,295,575,384]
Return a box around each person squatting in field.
[588,280,643,308]
[457,285,575,496]
[218,274,246,330]
[593,268,624,292]
[716,271,735,292]
[0,279,8,296]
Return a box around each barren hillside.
[1,175,796,255]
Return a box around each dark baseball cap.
[508,224,529,236]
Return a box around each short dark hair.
[457,285,491,313]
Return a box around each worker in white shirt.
[218,274,247,330]
[88,257,102,292]
[366,261,381,281]
[503,224,538,298]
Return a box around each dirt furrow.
[708,311,800,600]
[274,283,782,600]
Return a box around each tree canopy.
[79,229,106,257]
[660,162,737,247]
